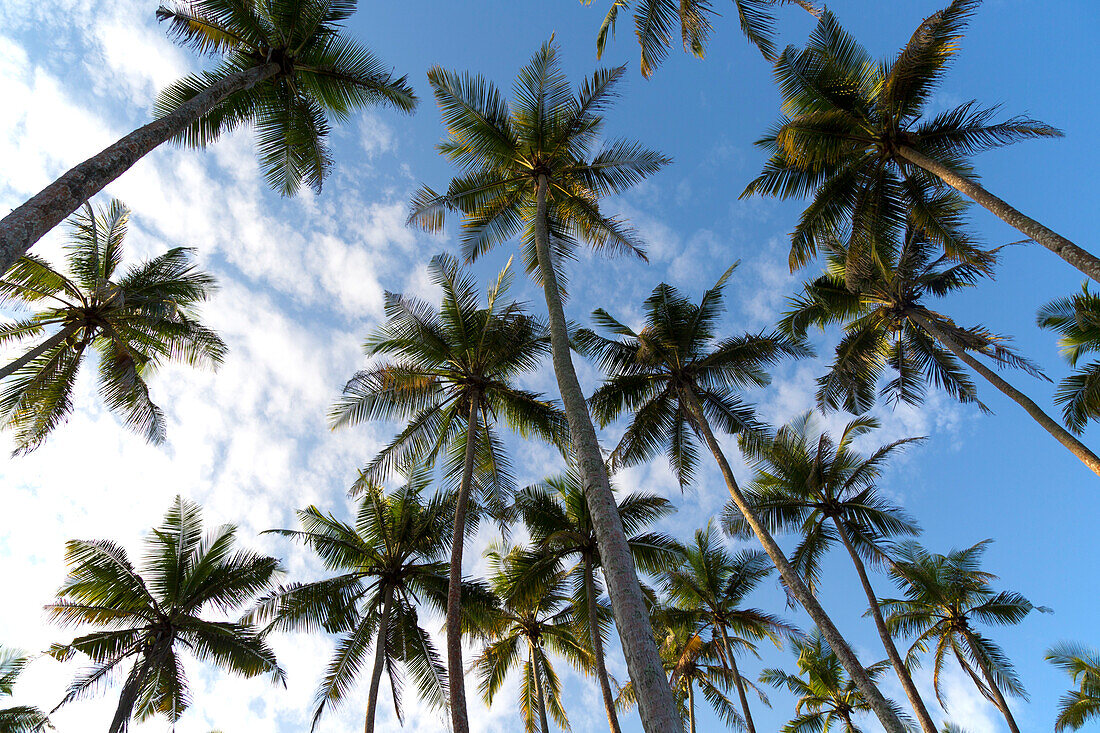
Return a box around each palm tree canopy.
[576,264,810,487]
[329,253,568,519]
[1047,642,1100,732]
[590,0,820,75]
[0,200,226,453]
[46,496,284,727]
[408,40,670,289]
[155,0,417,194]
[251,469,493,729]
[780,227,1045,415]
[880,540,1049,708]
[741,1,1058,271]
[0,646,49,732]
[1037,285,1100,432]
[724,412,922,592]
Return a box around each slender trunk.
[897,145,1100,285]
[447,392,480,733]
[531,641,551,733]
[531,174,680,733]
[585,558,624,733]
[686,681,696,733]
[830,518,937,733]
[108,653,154,733]
[0,325,77,380]
[910,310,1100,477]
[0,63,281,273]
[364,585,394,733]
[964,633,1022,733]
[677,387,906,733]
[715,624,756,733]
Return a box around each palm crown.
[47,496,284,733]
[1037,285,1100,432]
[0,646,49,733]
[0,200,226,453]
[156,0,418,194]
[1046,642,1100,732]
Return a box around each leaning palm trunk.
[830,517,937,733]
[715,624,757,733]
[109,653,155,733]
[678,387,907,733]
[897,146,1100,285]
[531,175,680,732]
[585,558,623,733]
[446,393,480,733]
[0,324,77,380]
[965,632,1022,733]
[364,586,393,733]
[0,64,280,273]
[531,643,551,733]
[910,311,1100,477]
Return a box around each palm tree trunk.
[896,145,1100,285]
[715,624,757,733]
[910,310,1100,477]
[531,173,680,733]
[677,387,907,733]
[531,642,551,733]
[964,633,1022,733]
[446,392,480,733]
[687,680,697,733]
[585,557,624,733]
[0,324,77,380]
[830,517,937,733]
[109,653,154,733]
[364,585,394,733]
[0,63,281,274]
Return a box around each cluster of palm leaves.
[2,0,1098,731]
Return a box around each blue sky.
[1,0,1098,731]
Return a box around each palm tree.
[251,468,489,733]
[741,2,1100,283]
[591,0,820,76]
[0,200,226,454]
[1037,285,1100,433]
[661,523,797,733]
[619,619,746,733]
[408,39,680,732]
[472,544,592,733]
[781,227,1100,477]
[577,269,908,733]
[728,413,935,733]
[760,630,909,733]
[514,462,682,733]
[0,0,417,273]
[46,496,283,733]
[328,253,567,733]
[881,540,1048,733]
[1046,642,1100,731]
[0,646,49,732]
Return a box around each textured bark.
[966,633,1022,733]
[531,642,551,733]
[715,624,756,733]
[585,558,624,733]
[364,586,393,733]
[686,681,696,733]
[910,310,1100,477]
[0,325,76,380]
[897,145,1100,284]
[0,63,281,274]
[678,387,907,733]
[446,393,480,733]
[530,174,680,732]
[831,518,937,733]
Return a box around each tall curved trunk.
[677,387,907,733]
[585,558,623,733]
[109,652,154,733]
[964,632,1022,733]
[830,517,937,733]
[0,325,77,380]
[531,174,680,732]
[446,392,480,733]
[364,585,394,733]
[531,641,551,733]
[686,680,696,733]
[896,145,1100,285]
[910,310,1100,477]
[0,63,281,273]
[715,623,757,733]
